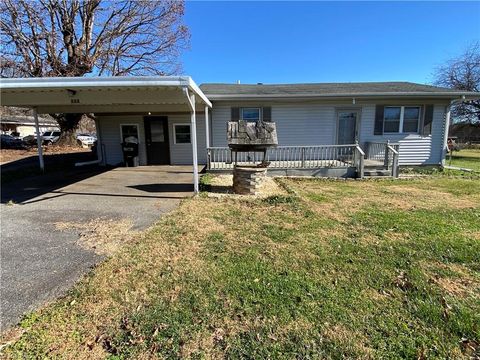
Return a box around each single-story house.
[0,76,478,191]
[0,115,58,138]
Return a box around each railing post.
[384,140,390,169]
[207,148,211,170]
[301,147,306,168]
[392,152,399,177]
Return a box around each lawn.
[2,177,479,359]
[446,148,480,172]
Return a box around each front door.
[337,111,359,144]
[144,116,170,165]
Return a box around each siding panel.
[211,103,336,147]
[360,104,446,165]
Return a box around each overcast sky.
[182,1,480,85]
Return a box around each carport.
[0,76,213,193]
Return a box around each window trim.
[240,107,261,121]
[119,123,140,143]
[383,106,421,134]
[173,123,191,144]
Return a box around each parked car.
[41,131,61,145]
[1,134,25,149]
[76,133,97,146]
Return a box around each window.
[384,107,401,133]
[241,108,260,121]
[403,107,420,133]
[383,106,420,133]
[174,124,191,144]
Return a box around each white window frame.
[240,107,261,121]
[383,106,421,134]
[119,123,140,143]
[173,123,191,144]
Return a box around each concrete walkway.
[0,166,194,331]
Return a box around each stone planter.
[233,166,267,195]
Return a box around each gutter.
[205,92,480,101]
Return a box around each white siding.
[98,113,207,166]
[359,104,446,165]
[211,103,336,147]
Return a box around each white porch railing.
[365,141,400,177]
[207,144,367,177]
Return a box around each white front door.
[337,111,359,144]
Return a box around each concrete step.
[364,169,391,177]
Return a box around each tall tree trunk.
[55,113,83,145]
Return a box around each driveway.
[0,165,194,331]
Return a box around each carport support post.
[190,94,199,194]
[33,108,45,172]
[205,106,210,148]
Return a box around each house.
[0,76,478,191]
[0,114,58,138]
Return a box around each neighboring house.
[1,77,478,189]
[0,115,58,138]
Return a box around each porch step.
[364,169,391,177]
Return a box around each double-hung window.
[384,106,420,134]
[174,124,191,144]
[240,108,261,122]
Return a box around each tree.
[0,0,189,144]
[434,42,480,124]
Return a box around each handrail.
[387,144,399,177]
[355,143,365,179]
[207,144,361,171]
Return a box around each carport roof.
[0,76,211,113]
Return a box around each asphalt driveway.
[0,165,194,331]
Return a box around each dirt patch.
[54,218,136,255]
[0,146,88,164]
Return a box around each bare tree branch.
[434,42,480,124]
[0,0,189,143]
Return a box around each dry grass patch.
[423,262,480,299]
[322,324,374,359]
[55,218,136,255]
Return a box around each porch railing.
[365,141,400,177]
[207,144,365,175]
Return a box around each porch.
[206,141,400,178]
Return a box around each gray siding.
[98,114,207,166]
[168,114,207,165]
[211,102,446,166]
[359,104,446,165]
[211,103,336,147]
[98,115,147,166]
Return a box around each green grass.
[446,149,480,172]
[2,177,480,359]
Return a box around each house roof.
[200,82,480,100]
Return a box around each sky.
[181,1,480,85]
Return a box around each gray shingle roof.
[200,82,476,98]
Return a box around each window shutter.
[231,107,240,121]
[262,107,272,122]
[374,105,384,135]
[423,105,434,135]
